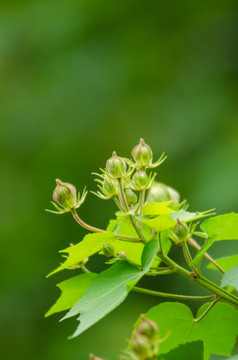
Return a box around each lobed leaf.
[47,232,117,276]
[138,214,176,232]
[45,273,97,317]
[221,265,238,291]
[61,238,159,338]
[142,201,174,216]
[169,209,214,222]
[191,213,238,266]
[133,302,238,360]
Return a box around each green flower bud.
[133,170,148,190]
[172,219,189,242]
[118,251,126,259]
[106,151,127,178]
[125,188,138,205]
[102,243,115,257]
[132,138,153,167]
[131,334,152,357]
[103,179,119,197]
[137,315,158,339]
[53,179,77,209]
[147,182,180,206]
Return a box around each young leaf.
[141,201,174,216]
[169,209,214,222]
[138,214,176,232]
[226,356,238,360]
[158,341,203,360]
[221,265,238,291]
[45,273,97,317]
[47,232,117,276]
[133,302,238,360]
[191,213,238,266]
[207,255,238,271]
[61,238,159,338]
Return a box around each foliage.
[46,140,238,359]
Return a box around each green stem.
[194,297,220,323]
[132,287,215,301]
[145,269,175,276]
[182,242,200,275]
[129,217,238,307]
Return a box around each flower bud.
[102,243,115,257]
[103,179,119,197]
[106,151,127,178]
[125,188,137,205]
[132,138,152,167]
[131,333,152,357]
[53,179,77,209]
[133,170,148,190]
[173,219,189,242]
[147,182,180,206]
[137,315,158,339]
[118,251,126,259]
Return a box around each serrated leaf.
[158,341,203,360]
[169,209,214,222]
[191,213,238,266]
[138,214,176,232]
[133,302,238,360]
[61,238,159,338]
[207,255,238,271]
[47,232,117,276]
[221,265,238,291]
[45,273,97,317]
[142,201,174,216]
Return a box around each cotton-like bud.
[132,138,152,167]
[133,170,148,190]
[103,179,119,197]
[102,243,115,257]
[53,179,77,209]
[137,315,158,339]
[131,333,152,357]
[125,188,138,205]
[106,152,127,178]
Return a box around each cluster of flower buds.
[169,219,190,243]
[46,179,87,214]
[121,315,161,360]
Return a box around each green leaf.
[191,213,238,266]
[207,255,238,271]
[138,214,176,232]
[45,273,97,317]
[169,209,214,222]
[226,356,238,360]
[61,238,159,338]
[221,265,238,291]
[133,302,238,360]
[158,341,203,360]
[47,232,117,276]
[142,201,174,216]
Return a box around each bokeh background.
[1,1,238,359]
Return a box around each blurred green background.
[1,1,238,359]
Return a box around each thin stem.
[118,179,129,212]
[145,269,175,276]
[188,238,225,274]
[182,242,200,275]
[81,264,90,274]
[132,287,215,301]
[71,208,141,242]
[113,196,125,212]
[134,191,144,215]
[194,297,220,323]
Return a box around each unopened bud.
[137,315,158,339]
[102,243,115,257]
[147,182,180,206]
[106,152,127,178]
[118,251,126,259]
[103,179,119,197]
[132,138,153,167]
[131,333,152,357]
[125,189,137,205]
[173,219,189,242]
[133,170,148,190]
[53,179,77,209]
